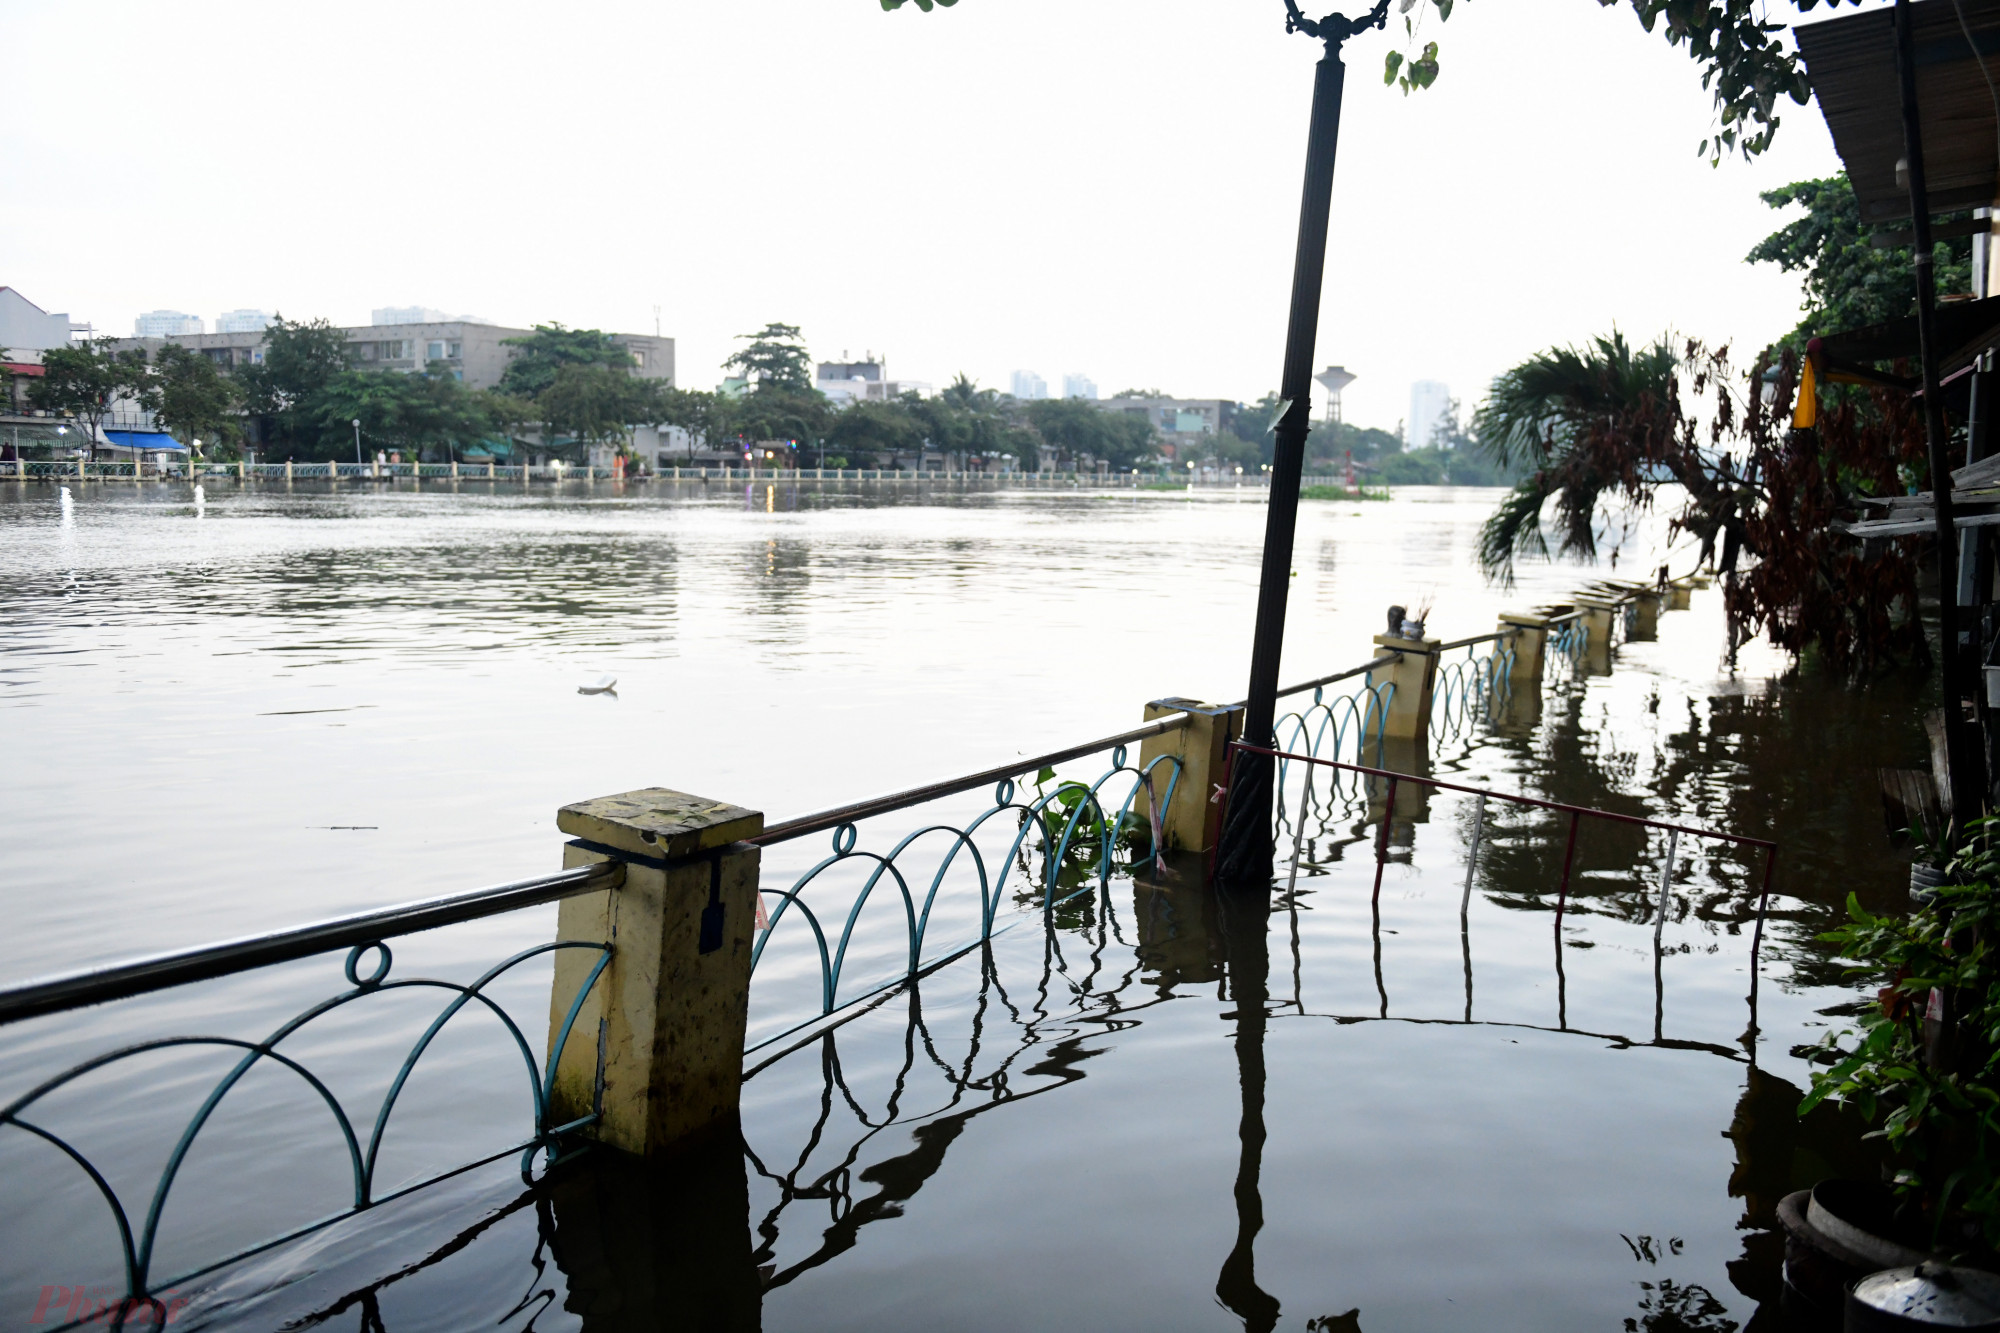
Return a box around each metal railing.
[745,732,1191,1059]
[1548,615,1589,672]
[0,863,623,1324]
[0,695,1215,1325]
[0,647,1511,1325]
[1433,636,1515,742]
[2,462,1451,489]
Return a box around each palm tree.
[1472,331,1679,584]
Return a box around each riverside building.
[111,318,675,392]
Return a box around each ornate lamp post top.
[1282,0,1392,50]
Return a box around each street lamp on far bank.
[352,419,362,469]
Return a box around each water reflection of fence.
[1241,741,1780,1034]
[741,928,1148,1286]
[742,763,1779,1291]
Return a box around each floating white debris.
[578,674,617,695]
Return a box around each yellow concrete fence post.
[1369,630,1441,741]
[1666,576,1693,612]
[1628,588,1661,640]
[1576,598,1617,675]
[546,788,765,1158]
[1497,614,1548,686]
[1137,699,1244,854]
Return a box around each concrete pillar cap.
[558,788,764,860]
[1372,633,1440,653]
[1148,697,1242,717]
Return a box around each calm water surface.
[0,479,1928,1330]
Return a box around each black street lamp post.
[1216,0,1390,888]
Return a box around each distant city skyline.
[1062,373,1097,401]
[216,309,273,334]
[134,309,203,338]
[1010,370,1047,401]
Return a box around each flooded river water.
[0,479,1930,1330]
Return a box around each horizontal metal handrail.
[1543,608,1587,624]
[751,714,1192,846]
[1434,629,1518,653]
[1256,653,1401,705]
[0,861,624,1027]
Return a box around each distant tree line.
[20,311,1527,480]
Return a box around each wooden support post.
[1137,699,1244,853]
[547,788,765,1158]
[1368,632,1441,741]
[1497,614,1548,686]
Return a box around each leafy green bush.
[1804,817,2000,1255]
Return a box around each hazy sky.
[3,0,1852,431]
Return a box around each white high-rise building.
[216,309,273,333]
[134,310,203,337]
[1010,370,1048,401]
[1408,379,1452,451]
[1062,373,1097,400]
[373,306,455,326]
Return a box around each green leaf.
[1384,51,1404,84]
[1036,766,1056,786]
[1435,0,1454,19]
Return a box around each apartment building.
[815,356,931,405]
[1095,394,1238,439]
[112,320,675,392]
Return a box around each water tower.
[1314,365,1355,424]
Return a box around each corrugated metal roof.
[1795,0,2000,223]
[1816,291,2000,369]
